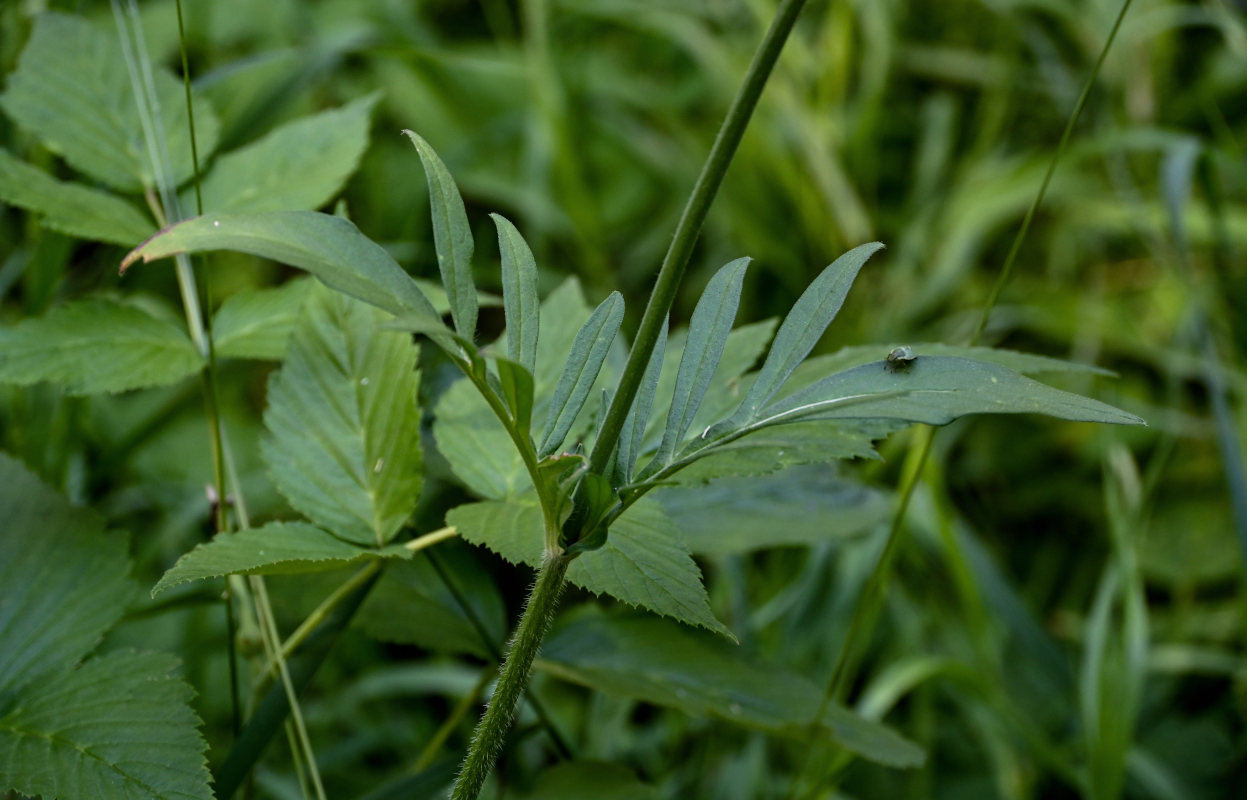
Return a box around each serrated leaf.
[262,285,424,546]
[0,297,204,394]
[359,545,507,660]
[121,211,447,337]
[403,130,477,339]
[0,453,135,696]
[211,277,312,360]
[761,356,1144,428]
[657,467,892,555]
[614,319,667,483]
[0,651,213,800]
[537,612,924,768]
[519,761,660,800]
[152,522,412,597]
[0,12,219,192]
[712,242,884,436]
[186,94,378,214]
[492,213,540,372]
[447,496,729,636]
[539,291,624,457]
[0,149,155,245]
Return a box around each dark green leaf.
[538,291,625,457]
[262,285,424,546]
[519,761,660,800]
[496,356,535,434]
[0,297,204,394]
[614,319,667,483]
[492,213,540,372]
[403,130,477,339]
[211,277,312,360]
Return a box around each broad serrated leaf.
[0,12,219,192]
[152,522,412,597]
[0,651,213,800]
[187,94,378,213]
[262,285,423,546]
[492,213,540,372]
[519,761,660,800]
[0,453,135,696]
[403,130,477,339]
[712,242,884,436]
[657,467,892,555]
[358,545,507,660]
[122,211,447,335]
[761,356,1144,428]
[0,149,155,245]
[614,319,667,483]
[539,291,624,457]
[211,277,312,360]
[0,297,204,394]
[447,497,729,636]
[644,257,749,476]
[538,612,924,768]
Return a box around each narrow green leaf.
[152,522,412,597]
[403,130,477,339]
[187,94,378,214]
[495,356,536,434]
[0,149,155,245]
[447,496,729,636]
[0,12,219,192]
[0,651,213,800]
[0,297,204,394]
[539,291,625,457]
[262,285,424,546]
[538,612,924,768]
[615,319,667,483]
[0,453,135,696]
[645,257,749,476]
[122,210,448,336]
[711,242,884,436]
[491,213,540,372]
[211,277,312,360]
[519,761,660,800]
[761,356,1145,428]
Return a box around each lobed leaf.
[262,285,424,546]
[492,213,540,373]
[0,297,204,394]
[403,130,477,340]
[211,277,312,360]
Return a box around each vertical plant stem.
[451,550,572,800]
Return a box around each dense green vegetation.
[0,0,1242,798]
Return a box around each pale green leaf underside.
[492,213,540,373]
[122,211,446,332]
[211,278,312,360]
[446,497,729,636]
[520,761,659,800]
[0,651,213,800]
[0,454,134,697]
[262,285,423,546]
[0,298,204,394]
[539,291,624,457]
[152,522,412,597]
[0,149,155,245]
[186,94,378,214]
[538,612,924,768]
[0,12,219,192]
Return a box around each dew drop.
[729,703,742,715]
[259,550,265,556]
[360,377,370,386]
[374,458,385,473]
[213,220,220,227]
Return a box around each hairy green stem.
[451,550,572,799]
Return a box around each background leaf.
[518,761,659,800]
[0,149,155,245]
[262,284,423,546]
[211,277,312,360]
[0,12,219,192]
[0,298,204,394]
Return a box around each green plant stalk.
[451,550,572,799]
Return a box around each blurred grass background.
[1,0,1245,797]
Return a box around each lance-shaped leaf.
[495,357,536,434]
[757,356,1145,429]
[262,285,424,546]
[0,149,155,246]
[0,297,204,394]
[708,242,883,438]
[404,130,477,340]
[151,522,413,597]
[492,213,540,373]
[615,319,667,483]
[538,292,625,458]
[643,258,748,477]
[121,211,447,336]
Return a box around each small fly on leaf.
[885,345,916,373]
